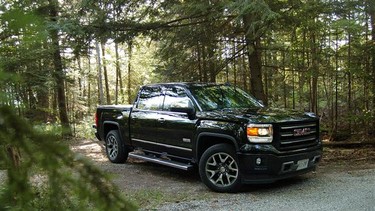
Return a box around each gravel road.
[157,168,375,211]
[71,139,375,211]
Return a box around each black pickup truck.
[94,83,322,192]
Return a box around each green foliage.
[74,116,96,139]
[0,105,136,210]
[230,0,280,36]
[1,0,375,140]
[0,71,19,105]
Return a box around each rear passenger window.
[137,86,163,110]
[163,86,193,111]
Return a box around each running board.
[128,152,193,171]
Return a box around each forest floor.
[69,139,375,210]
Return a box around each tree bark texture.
[87,55,91,110]
[310,32,318,114]
[369,0,375,128]
[127,41,132,104]
[101,43,111,105]
[48,0,72,137]
[95,42,104,105]
[115,42,123,104]
[243,14,267,105]
[246,39,267,105]
[208,46,217,83]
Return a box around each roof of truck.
[142,82,227,88]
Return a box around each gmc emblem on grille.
[293,128,311,136]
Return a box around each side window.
[136,86,163,110]
[163,86,193,111]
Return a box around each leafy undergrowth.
[321,146,375,169]
[321,133,375,169]
[0,106,136,211]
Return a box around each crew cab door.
[130,85,196,158]
[157,85,196,157]
[130,85,164,146]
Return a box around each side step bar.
[128,152,193,171]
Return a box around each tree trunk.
[310,32,318,114]
[202,45,208,82]
[369,0,375,128]
[299,30,307,110]
[347,28,352,133]
[115,42,123,104]
[6,146,21,168]
[127,41,133,104]
[232,39,237,87]
[246,39,267,105]
[208,45,216,83]
[101,43,111,105]
[95,42,104,105]
[243,14,267,104]
[77,58,83,97]
[197,43,203,82]
[334,31,339,135]
[282,50,287,109]
[36,60,49,122]
[291,30,296,109]
[364,7,370,133]
[87,55,91,111]
[48,0,72,137]
[242,52,248,92]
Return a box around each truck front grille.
[277,121,319,151]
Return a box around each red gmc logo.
[293,128,311,136]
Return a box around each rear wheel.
[105,130,128,163]
[199,144,241,192]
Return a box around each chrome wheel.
[106,134,119,160]
[199,144,242,192]
[105,130,128,163]
[205,152,239,187]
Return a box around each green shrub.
[0,106,136,210]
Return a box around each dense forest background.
[1,0,374,141]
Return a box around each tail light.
[95,112,98,128]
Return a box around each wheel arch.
[195,132,239,162]
[103,121,121,140]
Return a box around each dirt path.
[70,139,375,210]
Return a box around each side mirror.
[170,107,196,120]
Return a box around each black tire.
[105,130,128,163]
[199,144,241,192]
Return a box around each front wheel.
[199,144,241,192]
[105,130,128,163]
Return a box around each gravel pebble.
[70,139,375,211]
[157,169,375,211]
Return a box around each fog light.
[256,158,262,165]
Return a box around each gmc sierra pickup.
[94,83,322,192]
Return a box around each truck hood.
[197,107,318,123]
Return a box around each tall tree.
[101,42,111,104]
[232,0,278,105]
[48,0,72,136]
[369,0,375,127]
[127,41,133,104]
[115,42,123,104]
[96,41,104,105]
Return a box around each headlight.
[247,124,273,143]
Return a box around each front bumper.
[238,146,322,184]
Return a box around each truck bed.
[95,104,133,143]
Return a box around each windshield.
[189,85,264,111]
